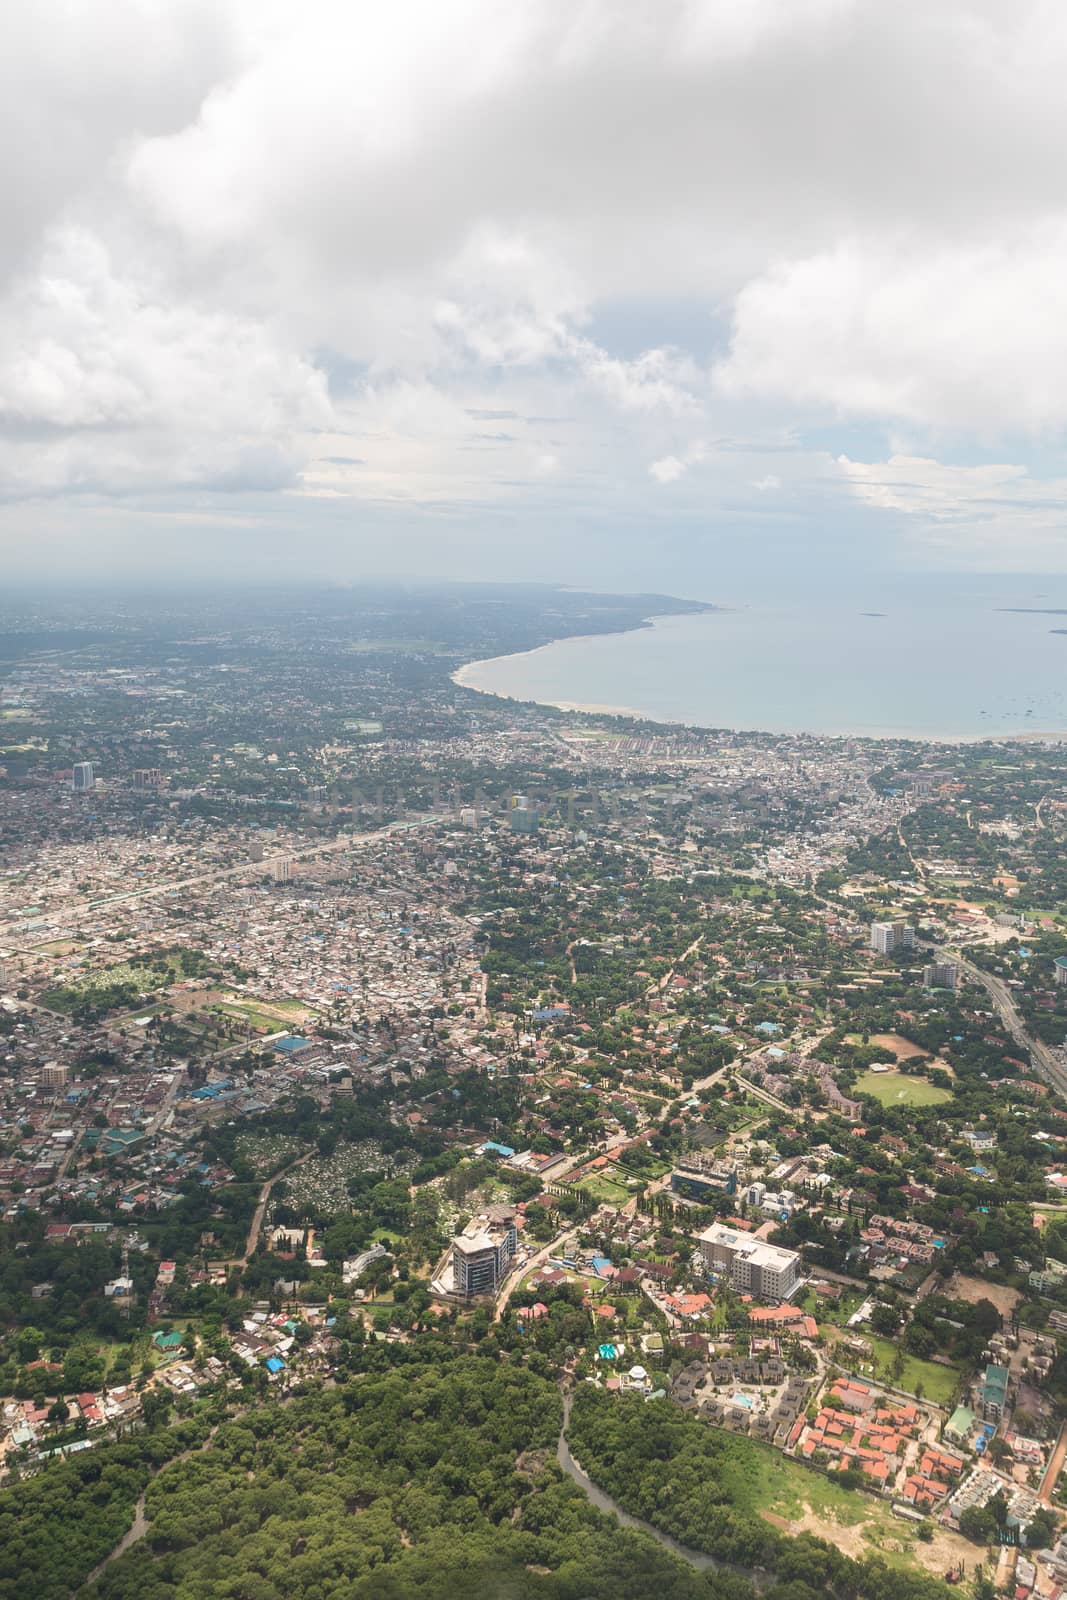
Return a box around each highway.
[941,946,1067,1100]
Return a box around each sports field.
[854,1068,951,1107]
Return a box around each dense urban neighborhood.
[2,585,1067,1600]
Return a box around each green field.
[836,1335,960,1406]
[854,1069,951,1107]
[575,1172,632,1205]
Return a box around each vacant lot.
[854,1068,952,1108]
[864,1032,926,1060]
[734,1436,971,1579]
[944,1273,1022,1317]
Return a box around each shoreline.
[452,618,1067,746]
[451,614,690,726]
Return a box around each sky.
[4,0,1067,597]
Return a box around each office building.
[870,920,914,956]
[509,795,539,835]
[923,961,957,991]
[451,1205,517,1298]
[670,1155,737,1201]
[698,1222,801,1301]
[72,762,95,793]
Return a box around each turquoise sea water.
[457,579,1067,739]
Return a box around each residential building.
[40,1062,70,1091]
[976,1361,1009,1422]
[923,961,957,990]
[1055,957,1067,989]
[870,920,914,956]
[133,768,162,790]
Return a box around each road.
[1039,1418,1067,1502]
[493,1227,577,1323]
[897,822,928,884]
[212,1150,315,1270]
[144,1068,186,1139]
[735,1075,790,1113]
[942,946,1067,1099]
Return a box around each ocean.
[455,577,1067,740]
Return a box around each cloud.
[650,455,686,484]
[835,452,1067,567]
[649,440,707,484]
[7,2,1067,576]
[716,228,1067,431]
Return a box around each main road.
[940,946,1067,1100]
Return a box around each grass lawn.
[836,1334,960,1406]
[854,1069,951,1108]
[577,1173,632,1205]
[797,1287,864,1326]
[704,1430,968,1579]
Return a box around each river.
[83,1394,758,1594]
[555,1391,766,1588]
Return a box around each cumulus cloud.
[716,228,1067,431]
[6,1,1067,574]
[650,455,686,484]
[649,441,707,484]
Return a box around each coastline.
[451,614,691,726]
[452,617,1067,745]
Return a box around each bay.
[455,579,1067,740]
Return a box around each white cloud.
[650,455,686,484]
[716,228,1067,430]
[7,1,1067,573]
[835,452,1067,567]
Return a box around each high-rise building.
[450,1205,517,1298]
[697,1222,801,1301]
[133,768,161,790]
[923,960,958,990]
[870,920,914,956]
[1055,957,1067,989]
[272,858,293,882]
[72,762,95,793]
[40,1061,70,1090]
[509,795,539,835]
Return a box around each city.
[2,587,1067,1600]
